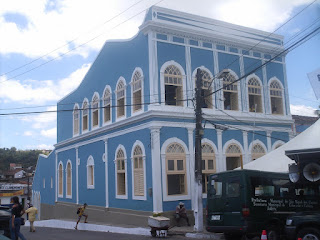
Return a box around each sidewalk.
[24,219,223,239]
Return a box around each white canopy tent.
[243,119,320,173]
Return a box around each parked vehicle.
[0,205,11,237]
[205,169,320,240]
[285,211,320,240]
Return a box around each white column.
[187,128,195,210]
[185,46,193,107]
[242,131,249,165]
[148,32,159,106]
[239,55,247,112]
[104,139,109,208]
[267,131,272,152]
[216,129,224,172]
[150,127,162,213]
[262,63,270,114]
[55,152,58,202]
[76,148,79,204]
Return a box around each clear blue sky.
[0,0,319,150]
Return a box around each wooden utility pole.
[194,68,203,231]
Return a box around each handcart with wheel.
[148,216,171,237]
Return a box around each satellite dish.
[288,163,300,183]
[303,163,320,182]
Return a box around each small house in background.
[32,6,294,225]
[4,169,25,179]
[9,163,22,170]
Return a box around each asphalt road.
[18,226,189,240]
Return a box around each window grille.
[248,78,262,112]
[132,71,142,112]
[116,81,125,117]
[201,143,215,193]
[251,144,266,161]
[92,95,99,127]
[223,72,238,110]
[83,101,88,131]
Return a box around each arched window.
[222,72,238,111]
[92,93,99,128]
[226,143,242,170]
[116,149,126,196]
[196,69,213,109]
[103,88,111,123]
[270,80,284,115]
[251,143,266,161]
[73,104,80,136]
[248,78,262,113]
[66,161,72,197]
[133,145,144,197]
[58,162,63,197]
[202,143,215,193]
[87,156,94,189]
[164,65,183,106]
[166,143,187,195]
[82,99,89,132]
[132,71,142,112]
[116,80,125,118]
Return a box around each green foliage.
[0,148,46,172]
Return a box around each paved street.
[20,226,188,240]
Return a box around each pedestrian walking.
[24,204,38,232]
[74,203,88,230]
[9,196,27,240]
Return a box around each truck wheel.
[267,227,280,240]
[297,227,320,240]
[224,233,246,240]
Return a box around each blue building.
[33,6,293,224]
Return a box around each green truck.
[205,169,320,240]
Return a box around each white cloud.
[0,63,90,105]
[290,104,317,116]
[40,127,56,138]
[24,144,54,150]
[23,131,33,136]
[0,0,315,58]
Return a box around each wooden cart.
[148,216,170,237]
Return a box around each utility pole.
[194,68,203,232]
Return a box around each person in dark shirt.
[10,196,26,240]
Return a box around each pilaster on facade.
[242,131,249,165]
[262,63,271,115]
[239,55,248,112]
[148,32,159,107]
[283,61,291,115]
[75,147,79,205]
[216,129,224,172]
[104,138,109,208]
[150,127,163,213]
[267,131,272,152]
[185,46,193,108]
[55,151,58,203]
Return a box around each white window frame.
[58,161,63,198]
[272,140,285,150]
[87,156,95,189]
[103,85,112,125]
[160,61,187,109]
[82,98,89,133]
[115,77,126,121]
[91,92,100,130]
[130,68,144,116]
[114,145,128,199]
[248,140,267,161]
[269,77,285,115]
[246,74,264,114]
[65,160,72,198]
[219,69,241,111]
[131,141,146,200]
[73,104,80,137]
[192,67,215,110]
[161,138,191,201]
[222,139,244,171]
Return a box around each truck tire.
[297,227,320,240]
[267,226,280,240]
[224,233,246,240]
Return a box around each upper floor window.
[132,71,142,112]
[87,156,94,189]
[103,88,111,123]
[222,72,238,111]
[248,78,263,113]
[196,70,213,109]
[116,80,125,118]
[251,143,266,161]
[116,149,126,196]
[73,104,80,135]
[270,80,284,115]
[92,93,99,128]
[82,100,89,132]
[166,143,187,196]
[164,65,183,106]
[202,143,215,193]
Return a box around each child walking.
[74,203,88,230]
